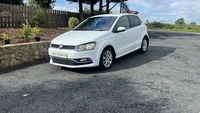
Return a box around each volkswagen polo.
[48,13,149,69]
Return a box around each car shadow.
[63,46,176,74]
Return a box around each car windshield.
[74,16,117,31]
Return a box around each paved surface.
[0,30,200,113]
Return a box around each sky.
[51,0,199,25]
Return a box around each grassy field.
[148,28,200,33]
[147,22,200,33]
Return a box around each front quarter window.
[74,16,117,31]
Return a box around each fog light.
[73,58,92,64]
[80,58,88,62]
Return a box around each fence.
[0,3,87,27]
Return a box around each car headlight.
[75,42,96,51]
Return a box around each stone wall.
[0,41,50,69]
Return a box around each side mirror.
[117,27,126,32]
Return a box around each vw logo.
[59,44,63,49]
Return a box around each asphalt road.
[0,30,200,113]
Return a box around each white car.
[48,13,149,69]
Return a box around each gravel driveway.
[0,30,200,113]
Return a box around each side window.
[129,15,141,28]
[115,16,130,29]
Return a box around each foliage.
[0,0,23,5]
[83,7,108,15]
[175,18,186,25]
[147,21,165,29]
[147,21,200,33]
[24,0,40,7]
[189,22,196,26]
[25,0,56,8]
[32,27,40,37]
[22,23,32,40]
[31,10,45,27]
[68,17,80,28]
[1,33,9,40]
[0,10,10,17]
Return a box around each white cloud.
[54,2,79,12]
[127,0,200,25]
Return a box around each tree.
[66,0,128,21]
[36,0,56,8]
[104,0,128,14]
[82,0,99,16]
[99,0,103,14]
[25,0,56,8]
[67,0,84,21]
[175,18,186,25]
[189,22,196,26]
[78,0,84,22]
[66,0,98,21]
[0,0,23,5]
[83,7,107,15]
[24,0,39,7]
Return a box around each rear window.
[128,15,142,27]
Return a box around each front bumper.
[51,57,93,65]
[48,48,100,68]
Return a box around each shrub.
[1,33,9,40]
[32,27,40,37]
[165,24,175,29]
[32,10,45,27]
[187,26,192,30]
[22,23,32,40]
[68,17,79,28]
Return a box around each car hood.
[51,30,108,45]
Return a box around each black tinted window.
[128,15,141,27]
[115,16,130,29]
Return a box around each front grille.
[52,57,76,65]
[51,44,75,49]
[52,57,92,66]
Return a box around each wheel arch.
[144,35,149,47]
[97,44,116,65]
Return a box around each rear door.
[128,15,143,49]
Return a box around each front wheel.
[99,47,114,70]
[139,37,148,53]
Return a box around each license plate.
[51,52,68,58]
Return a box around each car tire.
[139,37,148,53]
[99,47,114,70]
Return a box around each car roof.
[91,13,137,18]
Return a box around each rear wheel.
[139,37,148,53]
[99,47,114,70]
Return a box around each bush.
[32,10,45,27]
[147,21,164,29]
[32,27,40,37]
[22,23,32,40]
[1,33,9,40]
[68,17,79,28]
